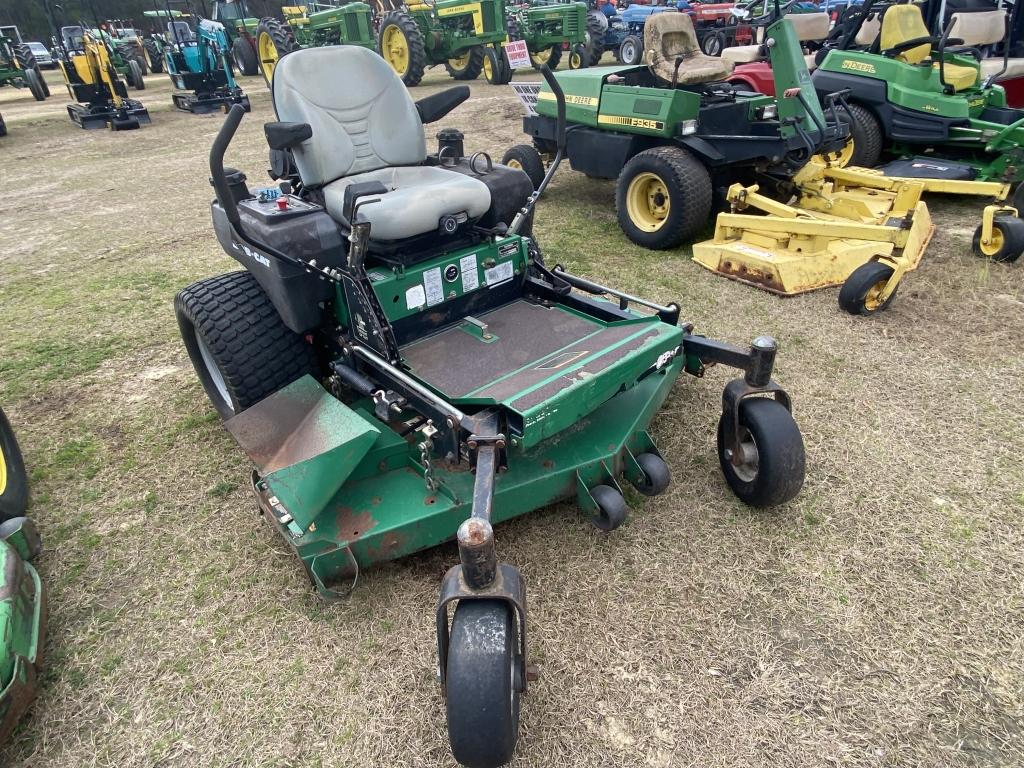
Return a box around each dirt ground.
[1,64,1022,768]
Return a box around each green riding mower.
[176,45,806,767]
[0,29,50,102]
[255,2,376,85]
[813,0,1024,262]
[0,409,47,746]
[374,0,509,86]
[481,0,591,86]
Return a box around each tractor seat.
[880,4,979,92]
[644,13,733,85]
[271,46,490,242]
[951,11,1024,82]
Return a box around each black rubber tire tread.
[590,484,627,531]
[144,39,165,73]
[501,144,546,191]
[445,45,485,81]
[972,216,1024,263]
[616,145,713,250]
[17,45,52,97]
[446,600,520,768]
[619,35,642,65]
[174,271,316,420]
[484,46,513,84]
[717,398,805,508]
[128,59,145,90]
[0,113,6,137]
[838,260,897,315]
[232,38,259,75]
[841,102,883,168]
[0,409,29,522]
[24,67,45,101]
[701,30,726,56]
[378,11,427,87]
[531,43,562,70]
[585,11,606,66]
[1013,182,1024,215]
[257,17,299,87]
[633,452,670,497]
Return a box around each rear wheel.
[826,102,883,168]
[257,17,298,86]
[144,39,164,73]
[446,600,520,768]
[378,11,427,87]
[616,146,713,249]
[24,67,45,101]
[972,216,1024,263]
[174,271,317,420]
[445,46,485,81]
[502,144,545,190]
[619,35,642,65]
[584,10,607,66]
[717,398,805,508]
[13,45,47,95]
[232,37,259,76]
[838,261,898,315]
[0,409,29,523]
[530,44,562,70]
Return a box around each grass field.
[1,65,1022,768]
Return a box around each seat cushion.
[937,61,979,92]
[644,12,733,85]
[982,58,1024,81]
[324,166,491,242]
[880,4,932,65]
[721,45,763,65]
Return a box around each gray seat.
[271,46,490,242]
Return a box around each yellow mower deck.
[692,161,935,301]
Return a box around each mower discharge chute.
[176,46,806,767]
[151,2,251,114]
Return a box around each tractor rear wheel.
[530,44,561,70]
[502,144,545,190]
[175,271,317,420]
[828,102,883,169]
[616,146,712,249]
[144,39,164,73]
[378,11,427,87]
[0,409,29,523]
[257,17,298,87]
[483,46,513,84]
[838,260,898,315]
[232,38,259,76]
[445,46,485,81]
[619,35,642,66]
[584,10,607,66]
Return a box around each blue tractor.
[603,5,679,65]
[152,3,251,114]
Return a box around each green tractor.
[180,46,806,767]
[0,409,47,746]
[812,0,1024,260]
[509,10,849,249]
[210,0,262,75]
[0,27,50,101]
[482,0,591,85]
[254,2,376,85]
[100,20,154,75]
[374,0,509,86]
[74,26,147,90]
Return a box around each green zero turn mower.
[509,9,850,249]
[0,409,47,746]
[176,46,806,767]
[812,0,1024,260]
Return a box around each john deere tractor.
[374,0,509,86]
[211,0,262,75]
[481,0,590,85]
[255,2,375,85]
[0,28,50,101]
[100,21,153,75]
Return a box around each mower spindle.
[457,518,497,589]
[745,336,777,388]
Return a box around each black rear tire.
[232,37,259,76]
[530,43,562,70]
[445,45,485,81]
[144,39,165,73]
[446,600,520,768]
[972,216,1024,263]
[0,409,29,523]
[585,10,607,66]
[501,144,546,190]
[616,146,713,249]
[717,398,805,508]
[838,102,883,168]
[378,11,427,87]
[838,260,898,315]
[257,17,299,87]
[174,271,317,419]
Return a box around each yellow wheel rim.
[626,172,670,232]
[483,54,493,80]
[258,32,279,82]
[980,226,1005,257]
[530,48,552,67]
[0,441,7,497]
[570,52,582,68]
[448,52,471,71]
[822,136,855,168]
[382,25,409,75]
[506,158,523,170]
[862,278,888,311]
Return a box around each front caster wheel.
[717,398,805,508]
[838,261,898,315]
[632,453,670,497]
[589,485,627,530]
[972,216,1024,263]
[446,599,520,768]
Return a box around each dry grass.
[1,63,1023,768]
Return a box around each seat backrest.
[168,21,195,43]
[789,12,830,42]
[643,11,697,64]
[855,13,882,46]
[272,46,426,188]
[949,10,1006,47]
[880,4,932,64]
